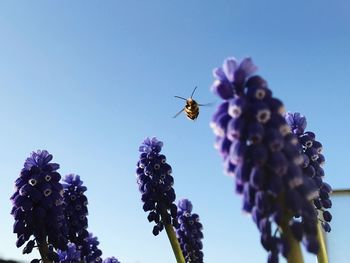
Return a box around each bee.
[173,87,211,120]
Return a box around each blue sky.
[0,1,349,262]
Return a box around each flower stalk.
[278,193,304,263]
[164,221,186,263]
[280,216,304,263]
[38,241,52,263]
[316,221,328,263]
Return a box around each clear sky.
[0,1,349,262]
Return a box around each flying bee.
[173,87,212,120]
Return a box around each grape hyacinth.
[210,57,321,262]
[176,199,204,263]
[103,257,121,263]
[81,233,103,263]
[57,242,81,263]
[285,112,333,233]
[136,137,178,235]
[10,150,68,261]
[61,174,89,250]
[136,137,185,263]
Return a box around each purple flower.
[138,137,163,154]
[285,112,332,232]
[81,233,102,263]
[61,174,89,249]
[211,57,258,99]
[136,137,178,235]
[285,112,307,135]
[211,57,320,261]
[103,257,121,263]
[57,242,81,263]
[10,150,68,254]
[176,199,204,263]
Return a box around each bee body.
[184,98,200,120]
[173,87,210,121]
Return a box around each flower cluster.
[210,57,320,261]
[285,112,332,232]
[57,242,81,263]
[176,199,204,263]
[81,233,103,262]
[11,150,124,263]
[10,150,68,254]
[103,257,121,263]
[62,174,89,249]
[136,137,178,235]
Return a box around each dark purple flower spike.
[176,199,204,263]
[11,150,68,262]
[136,137,178,235]
[136,137,185,262]
[211,57,320,262]
[61,174,89,251]
[285,112,332,233]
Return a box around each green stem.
[158,204,185,263]
[38,241,52,263]
[278,194,304,263]
[316,221,328,263]
[280,219,304,263]
[164,222,186,263]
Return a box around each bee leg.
[174,96,187,100]
[173,108,185,118]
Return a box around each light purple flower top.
[211,57,258,99]
[285,112,307,135]
[178,198,193,213]
[23,150,59,171]
[139,137,163,153]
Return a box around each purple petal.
[212,67,226,81]
[178,199,193,213]
[223,57,238,82]
[238,57,257,76]
[211,80,234,100]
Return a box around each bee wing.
[173,108,185,118]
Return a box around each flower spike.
[210,57,321,262]
[11,150,68,261]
